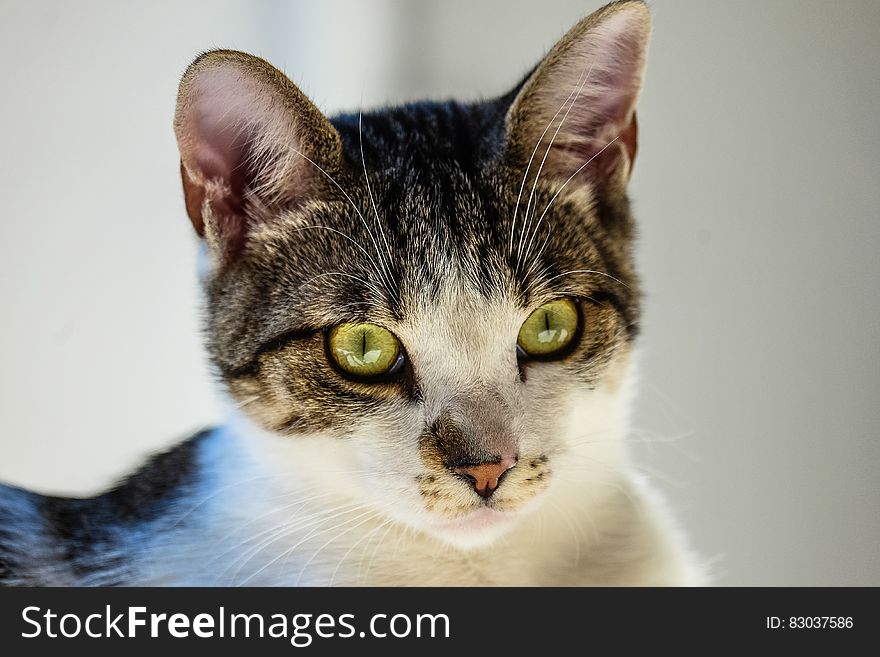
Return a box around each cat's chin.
[423,507,520,549]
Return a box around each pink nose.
[453,456,518,499]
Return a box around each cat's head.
[174,1,650,548]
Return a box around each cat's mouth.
[430,506,517,540]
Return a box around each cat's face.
[175,1,650,548]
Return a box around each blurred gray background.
[1,0,877,585]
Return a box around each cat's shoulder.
[0,428,215,585]
[103,427,213,519]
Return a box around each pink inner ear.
[185,119,252,261]
[525,8,649,184]
[175,51,342,263]
[178,70,270,261]
[192,131,249,214]
[189,73,258,206]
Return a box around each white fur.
[133,289,705,586]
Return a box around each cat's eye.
[327,323,404,381]
[517,298,579,359]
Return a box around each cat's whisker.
[564,434,620,449]
[509,59,593,259]
[241,500,365,542]
[523,138,627,275]
[298,510,384,585]
[521,137,629,290]
[219,501,364,581]
[391,521,411,560]
[359,112,399,302]
[265,508,380,587]
[233,394,261,409]
[599,476,640,509]
[214,491,336,545]
[563,423,631,440]
[533,494,548,548]
[349,518,392,585]
[523,261,596,298]
[288,467,414,477]
[218,523,299,582]
[212,503,353,576]
[288,224,383,279]
[540,266,629,290]
[516,60,596,273]
[632,463,686,490]
[547,499,587,565]
[627,429,695,446]
[328,512,389,585]
[520,222,553,283]
[528,134,621,255]
[348,511,395,582]
[235,400,262,414]
[288,146,396,297]
[524,262,555,293]
[541,287,605,304]
[166,471,308,530]
[294,271,387,301]
[566,428,693,456]
[224,509,368,586]
[360,518,396,583]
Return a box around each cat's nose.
[452,455,518,499]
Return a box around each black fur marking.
[224,328,319,379]
[255,328,320,359]
[0,429,211,586]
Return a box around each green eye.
[517,298,579,358]
[327,323,403,380]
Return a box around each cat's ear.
[504,0,651,191]
[174,50,342,262]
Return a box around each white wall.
[1,0,878,585]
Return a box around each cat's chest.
[137,499,532,586]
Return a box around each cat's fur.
[0,1,703,586]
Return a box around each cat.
[0,0,703,586]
